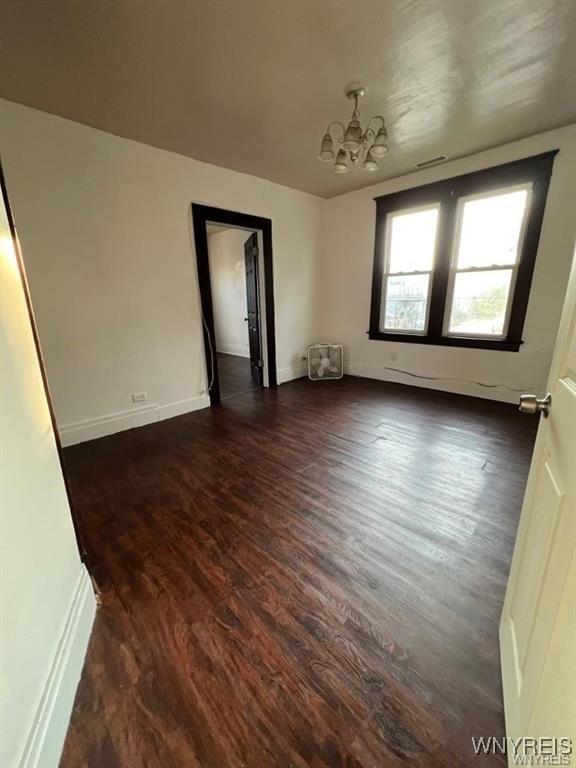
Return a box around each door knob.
[519,393,552,418]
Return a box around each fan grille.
[308,344,343,380]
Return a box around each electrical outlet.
[132,392,148,403]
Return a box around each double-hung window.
[380,204,439,334]
[369,152,557,351]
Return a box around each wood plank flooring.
[59,376,537,768]
[218,352,259,399]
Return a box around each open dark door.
[244,233,263,387]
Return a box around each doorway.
[207,226,261,398]
[191,205,277,405]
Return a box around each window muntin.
[445,184,532,338]
[380,204,439,334]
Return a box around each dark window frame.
[368,151,558,351]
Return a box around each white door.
[500,249,576,756]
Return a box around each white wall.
[0,100,322,445]
[208,229,251,357]
[2,99,574,433]
[319,126,576,402]
[0,190,95,766]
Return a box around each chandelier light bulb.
[363,150,379,172]
[341,119,362,151]
[371,127,389,158]
[318,132,334,162]
[333,149,349,174]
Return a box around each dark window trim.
[191,204,277,405]
[368,151,558,351]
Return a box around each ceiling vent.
[415,155,448,169]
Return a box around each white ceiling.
[1,0,575,198]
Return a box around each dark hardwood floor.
[218,352,259,399]
[60,377,537,768]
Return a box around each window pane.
[448,270,513,336]
[383,274,430,332]
[387,207,438,273]
[456,189,529,268]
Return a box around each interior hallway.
[218,352,259,399]
[59,377,537,768]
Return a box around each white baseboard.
[216,343,250,358]
[59,394,211,446]
[345,362,526,404]
[278,363,308,384]
[19,566,96,768]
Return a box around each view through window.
[382,205,438,333]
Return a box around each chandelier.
[318,83,389,174]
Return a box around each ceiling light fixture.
[318,83,389,174]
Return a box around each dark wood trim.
[506,164,555,342]
[191,204,277,405]
[367,331,522,351]
[0,162,88,562]
[372,151,558,208]
[368,199,386,334]
[369,150,558,351]
[427,194,456,339]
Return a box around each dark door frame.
[191,204,277,405]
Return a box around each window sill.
[367,331,522,351]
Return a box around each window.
[381,205,438,333]
[445,185,530,338]
[369,152,557,351]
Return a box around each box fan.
[307,344,343,380]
